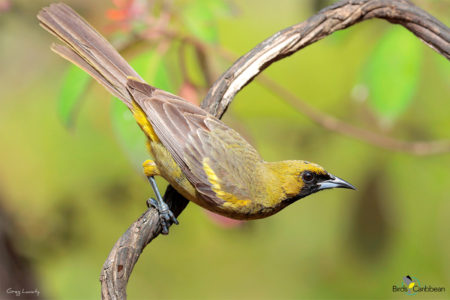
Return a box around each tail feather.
[38,3,142,109]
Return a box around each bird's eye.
[302,171,315,183]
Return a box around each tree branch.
[141,25,450,155]
[202,0,449,117]
[100,0,450,299]
[100,186,188,300]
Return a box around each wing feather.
[126,79,262,204]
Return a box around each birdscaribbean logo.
[392,275,446,296]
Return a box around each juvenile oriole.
[38,4,355,233]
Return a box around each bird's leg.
[143,160,179,235]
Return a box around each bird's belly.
[150,142,217,209]
[149,142,284,220]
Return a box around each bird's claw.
[147,198,179,235]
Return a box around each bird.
[38,3,355,234]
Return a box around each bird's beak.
[318,174,356,191]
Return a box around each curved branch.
[100,186,188,299]
[100,0,449,299]
[202,0,450,117]
[142,26,450,155]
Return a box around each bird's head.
[268,160,355,204]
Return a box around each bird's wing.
[127,79,262,205]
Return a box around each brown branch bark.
[100,0,450,299]
[140,27,450,155]
[203,44,450,156]
[100,186,187,300]
[202,0,450,117]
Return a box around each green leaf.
[58,65,91,127]
[183,0,230,43]
[110,50,175,170]
[130,50,158,80]
[362,26,423,123]
[153,58,175,93]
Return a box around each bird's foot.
[147,198,179,235]
[146,175,179,234]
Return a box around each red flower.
[0,0,11,13]
[106,0,134,21]
[178,81,199,105]
[105,0,147,33]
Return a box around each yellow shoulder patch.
[203,158,251,208]
[131,101,159,142]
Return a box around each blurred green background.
[0,0,449,299]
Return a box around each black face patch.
[283,172,332,205]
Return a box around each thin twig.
[202,0,450,117]
[149,28,450,155]
[178,41,192,85]
[258,75,450,155]
[202,42,450,155]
